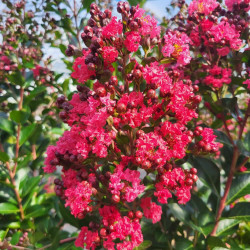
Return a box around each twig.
[5,162,24,220]
[32,144,37,160]
[13,87,24,175]
[38,237,77,250]
[9,245,31,250]
[210,147,239,236]
[238,99,250,140]
[236,156,249,171]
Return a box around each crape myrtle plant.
[42,0,248,249]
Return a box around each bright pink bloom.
[71,50,96,83]
[210,21,242,50]
[124,31,141,52]
[102,17,123,38]
[102,46,118,65]
[204,65,232,88]
[43,145,57,173]
[199,128,221,152]
[65,181,93,217]
[217,47,230,56]
[140,197,162,223]
[133,5,160,38]
[188,0,219,15]
[75,227,99,249]
[143,62,172,91]
[162,31,191,65]
[243,79,250,90]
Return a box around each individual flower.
[65,181,93,217]
[124,31,141,52]
[210,21,242,50]
[102,16,123,38]
[162,31,191,65]
[140,197,162,223]
[188,0,219,15]
[75,227,99,249]
[102,46,119,65]
[203,65,232,88]
[71,50,96,83]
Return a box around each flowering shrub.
[1,0,249,249]
[42,0,248,248]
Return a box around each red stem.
[210,147,239,236]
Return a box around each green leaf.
[216,219,240,236]
[83,0,95,11]
[19,124,36,146]
[168,203,203,234]
[116,134,130,145]
[0,118,14,134]
[134,240,152,250]
[214,130,232,147]
[23,61,34,69]
[226,174,250,205]
[10,231,22,245]
[221,97,237,115]
[207,236,228,249]
[243,132,250,152]
[25,86,46,103]
[21,176,41,198]
[59,44,67,55]
[25,205,49,219]
[175,237,193,250]
[0,229,9,241]
[191,157,220,197]
[10,107,30,124]
[0,151,10,163]
[59,202,79,228]
[0,203,19,214]
[228,202,250,221]
[7,71,25,86]
[125,62,136,74]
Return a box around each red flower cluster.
[44,2,223,249]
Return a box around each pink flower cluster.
[162,31,191,65]
[188,0,219,16]
[204,66,232,88]
[44,2,222,249]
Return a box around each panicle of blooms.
[99,206,143,250]
[154,167,192,204]
[71,50,96,84]
[102,16,123,38]
[133,5,160,38]
[210,21,242,50]
[197,128,221,152]
[143,62,172,91]
[65,181,93,217]
[124,31,141,52]
[162,31,191,65]
[188,0,219,15]
[102,46,119,65]
[204,66,232,88]
[243,79,250,90]
[140,197,162,223]
[75,227,99,249]
[109,167,145,202]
